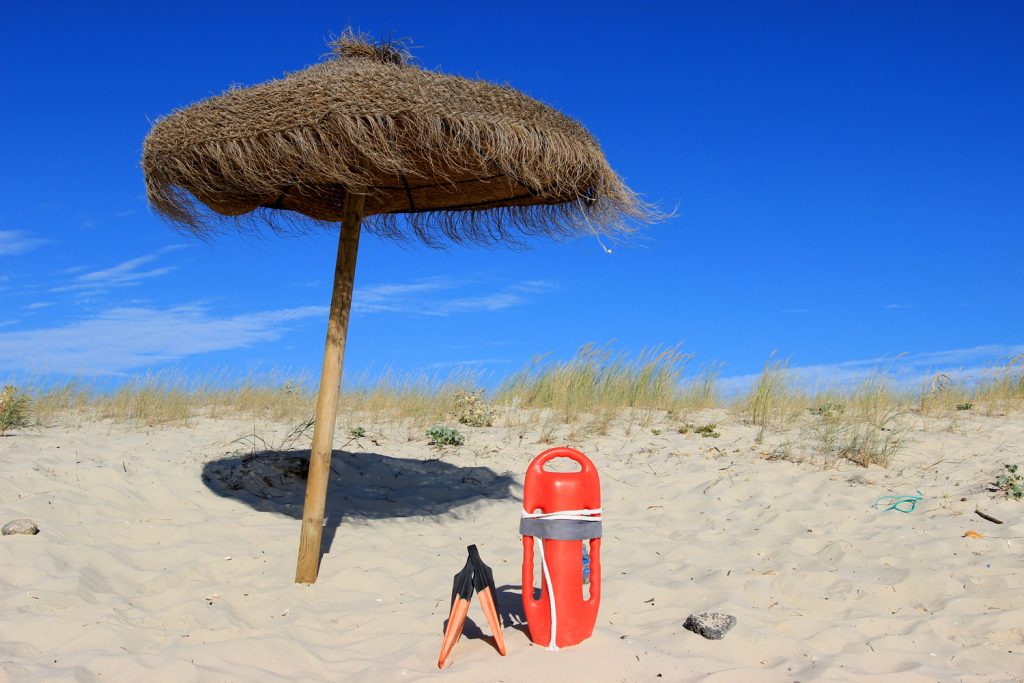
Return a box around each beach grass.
[28,371,317,428]
[496,343,690,418]
[972,354,1024,414]
[804,371,909,467]
[744,354,794,429]
[8,347,1023,468]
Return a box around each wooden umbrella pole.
[295,192,366,584]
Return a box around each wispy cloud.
[0,304,325,375]
[25,302,53,310]
[718,343,1024,394]
[510,279,560,293]
[358,276,455,299]
[58,265,90,275]
[0,230,51,256]
[51,245,186,294]
[885,303,914,310]
[427,358,512,369]
[354,276,556,316]
[433,293,525,315]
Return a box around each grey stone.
[2,519,40,536]
[683,612,736,640]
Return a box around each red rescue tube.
[521,447,601,649]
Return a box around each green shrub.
[348,426,366,438]
[994,464,1023,500]
[0,385,32,435]
[426,425,465,447]
[695,422,720,438]
[453,390,495,427]
[679,422,720,438]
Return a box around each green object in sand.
[873,491,924,513]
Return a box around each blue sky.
[2,2,1022,389]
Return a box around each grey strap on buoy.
[519,516,602,541]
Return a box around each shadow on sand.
[201,448,519,554]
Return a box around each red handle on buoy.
[521,447,601,649]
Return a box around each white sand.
[2,410,1022,681]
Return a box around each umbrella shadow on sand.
[201,448,519,554]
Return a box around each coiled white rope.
[521,508,602,651]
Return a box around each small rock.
[683,612,736,640]
[2,519,39,536]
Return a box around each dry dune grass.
[496,343,690,434]
[738,356,911,466]
[803,372,908,468]
[744,355,794,429]
[968,353,1024,413]
[10,348,1024,469]
[29,371,317,428]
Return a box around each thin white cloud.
[0,304,325,375]
[511,279,560,293]
[359,277,456,298]
[354,276,550,316]
[432,293,525,315]
[51,245,186,294]
[885,303,914,310]
[0,230,51,256]
[892,344,1024,369]
[26,302,53,310]
[427,358,512,369]
[717,343,1024,395]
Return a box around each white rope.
[533,531,559,651]
[522,507,602,651]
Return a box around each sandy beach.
[2,408,1022,682]
[4,3,1023,681]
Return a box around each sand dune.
[2,410,1022,681]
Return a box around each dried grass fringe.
[143,35,655,246]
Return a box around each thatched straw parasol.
[142,32,653,583]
